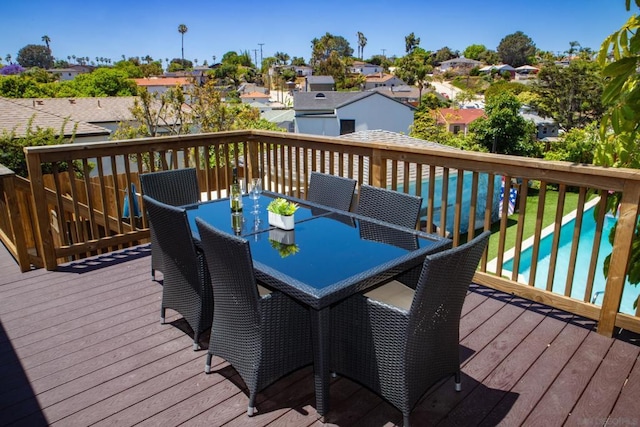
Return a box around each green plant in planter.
[267,198,298,216]
[269,240,300,258]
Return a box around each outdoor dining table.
[184,191,452,418]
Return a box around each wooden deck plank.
[492,319,591,426]
[608,351,640,425]
[563,339,640,426]
[0,242,638,427]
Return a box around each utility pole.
[252,49,258,68]
[258,43,265,68]
[381,48,386,58]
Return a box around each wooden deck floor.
[1,243,639,427]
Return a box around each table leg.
[310,307,330,418]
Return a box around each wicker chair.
[356,184,422,229]
[142,195,213,351]
[307,172,357,211]
[330,231,490,427]
[140,168,200,280]
[195,217,313,416]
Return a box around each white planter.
[268,211,295,230]
[269,228,296,245]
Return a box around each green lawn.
[486,189,584,261]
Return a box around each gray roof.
[440,57,482,65]
[338,129,455,150]
[0,97,110,138]
[262,109,295,123]
[294,91,416,112]
[10,97,137,124]
[305,75,335,84]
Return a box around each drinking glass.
[249,178,262,213]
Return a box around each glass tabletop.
[185,193,325,239]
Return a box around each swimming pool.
[402,171,502,233]
[503,205,640,315]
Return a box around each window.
[340,119,355,135]
[452,125,461,134]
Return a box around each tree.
[434,46,456,64]
[594,2,640,292]
[469,92,538,156]
[16,44,54,69]
[168,57,192,72]
[405,32,420,54]
[394,47,432,86]
[274,51,290,65]
[113,80,282,141]
[41,35,51,52]
[463,44,487,60]
[533,60,604,130]
[311,33,353,65]
[357,31,367,59]
[566,41,581,56]
[497,31,536,67]
[544,122,598,163]
[291,56,306,66]
[178,24,188,64]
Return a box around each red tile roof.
[435,108,486,125]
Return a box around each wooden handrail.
[20,130,640,337]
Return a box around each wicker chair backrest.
[143,195,201,289]
[195,218,261,333]
[407,231,490,359]
[307,172,357,212]
[140,168,200,207]
[356,184,422,229]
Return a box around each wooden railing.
[0,165,42,271]
[17,130,640,337]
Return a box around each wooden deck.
[1,243,639,427]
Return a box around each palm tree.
[178,24,188,65]
[357,32,367,59]
[42,35,51,52]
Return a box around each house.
[435,108,485,135]
[48,64,95,81]
[293,65,313,77]
[369,85,421,106]
[478,64,517,78]
[515,65,539,80]
[10,96,137,134]
[293,91,416,136]
[48,68,81,81]
[0,97,110,143]
[132,77,194,95]
[439,57,482,72]
[239,91,271,105]
[349,61,383,75]
[305,75,335,92]
[520,107,559,141]
[363,73,406,90]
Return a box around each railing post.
[370,148,385,187]
[0,166,31,271]
[25,149,58,270]
[597,183,640,336]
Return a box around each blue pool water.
[402,172,502,233]
[503,206,640,315]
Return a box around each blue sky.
[1,1,636,65]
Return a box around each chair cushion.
[364,280,414,311]
[257,284,272,297]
